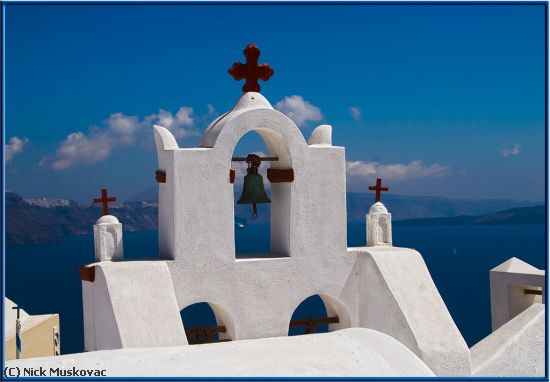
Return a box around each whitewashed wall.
[82,92,474,376]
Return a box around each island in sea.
[4,189,542,245]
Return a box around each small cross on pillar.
[228,43,274,93]
[368,178,389,203]
[12,305,23,359]
[12,305,24,320]
[93,188,116,216]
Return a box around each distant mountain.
[5,190,542,245]
[346,193,539,221]
[126,187,157,203]
[5,192,157,245]
[129,187,538,222]
[394,206,545,226]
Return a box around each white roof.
[491,257,544,275]
[6,328,435,377]
[4,298,58,339]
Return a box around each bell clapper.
[252,203,258,219]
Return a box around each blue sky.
[4,3,546,202]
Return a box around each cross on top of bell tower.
[228,43,274,93]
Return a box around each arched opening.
[233,131,271,255]
[180,302,234,345]
[232,129,292,259]
[378,217,391,245]
[288,294,351,336]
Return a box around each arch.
[233,131,272,255]
[200,92,307,166]
[223,109,304,258]
[288,293,352,336]
[318,293,352,331]
[216,109,306,168]
[378,217,391,244]
[180,301,236,344]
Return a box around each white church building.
[7,44,545,378]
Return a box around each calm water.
[5,223,545,354]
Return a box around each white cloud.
[46,106,199,170]
[274,95,322,126]
[50,114,139,170]
[349,106,361,121]
[106,113,140,144]
[51,132,109,170]
[207,104,217,116]
[346,160,449,181]
[145,107,195,140]
[5,136,29,163]
[500,144,521,157]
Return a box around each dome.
[369,202,388,214]
[96,215,120,225]
[5,328,434,376]
[199,92,274,148]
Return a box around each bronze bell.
[237,165,271,218]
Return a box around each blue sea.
[5,223,546,354]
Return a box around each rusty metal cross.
[228,43,274,93]
[93,188,116,216]
[368,178,389,203]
